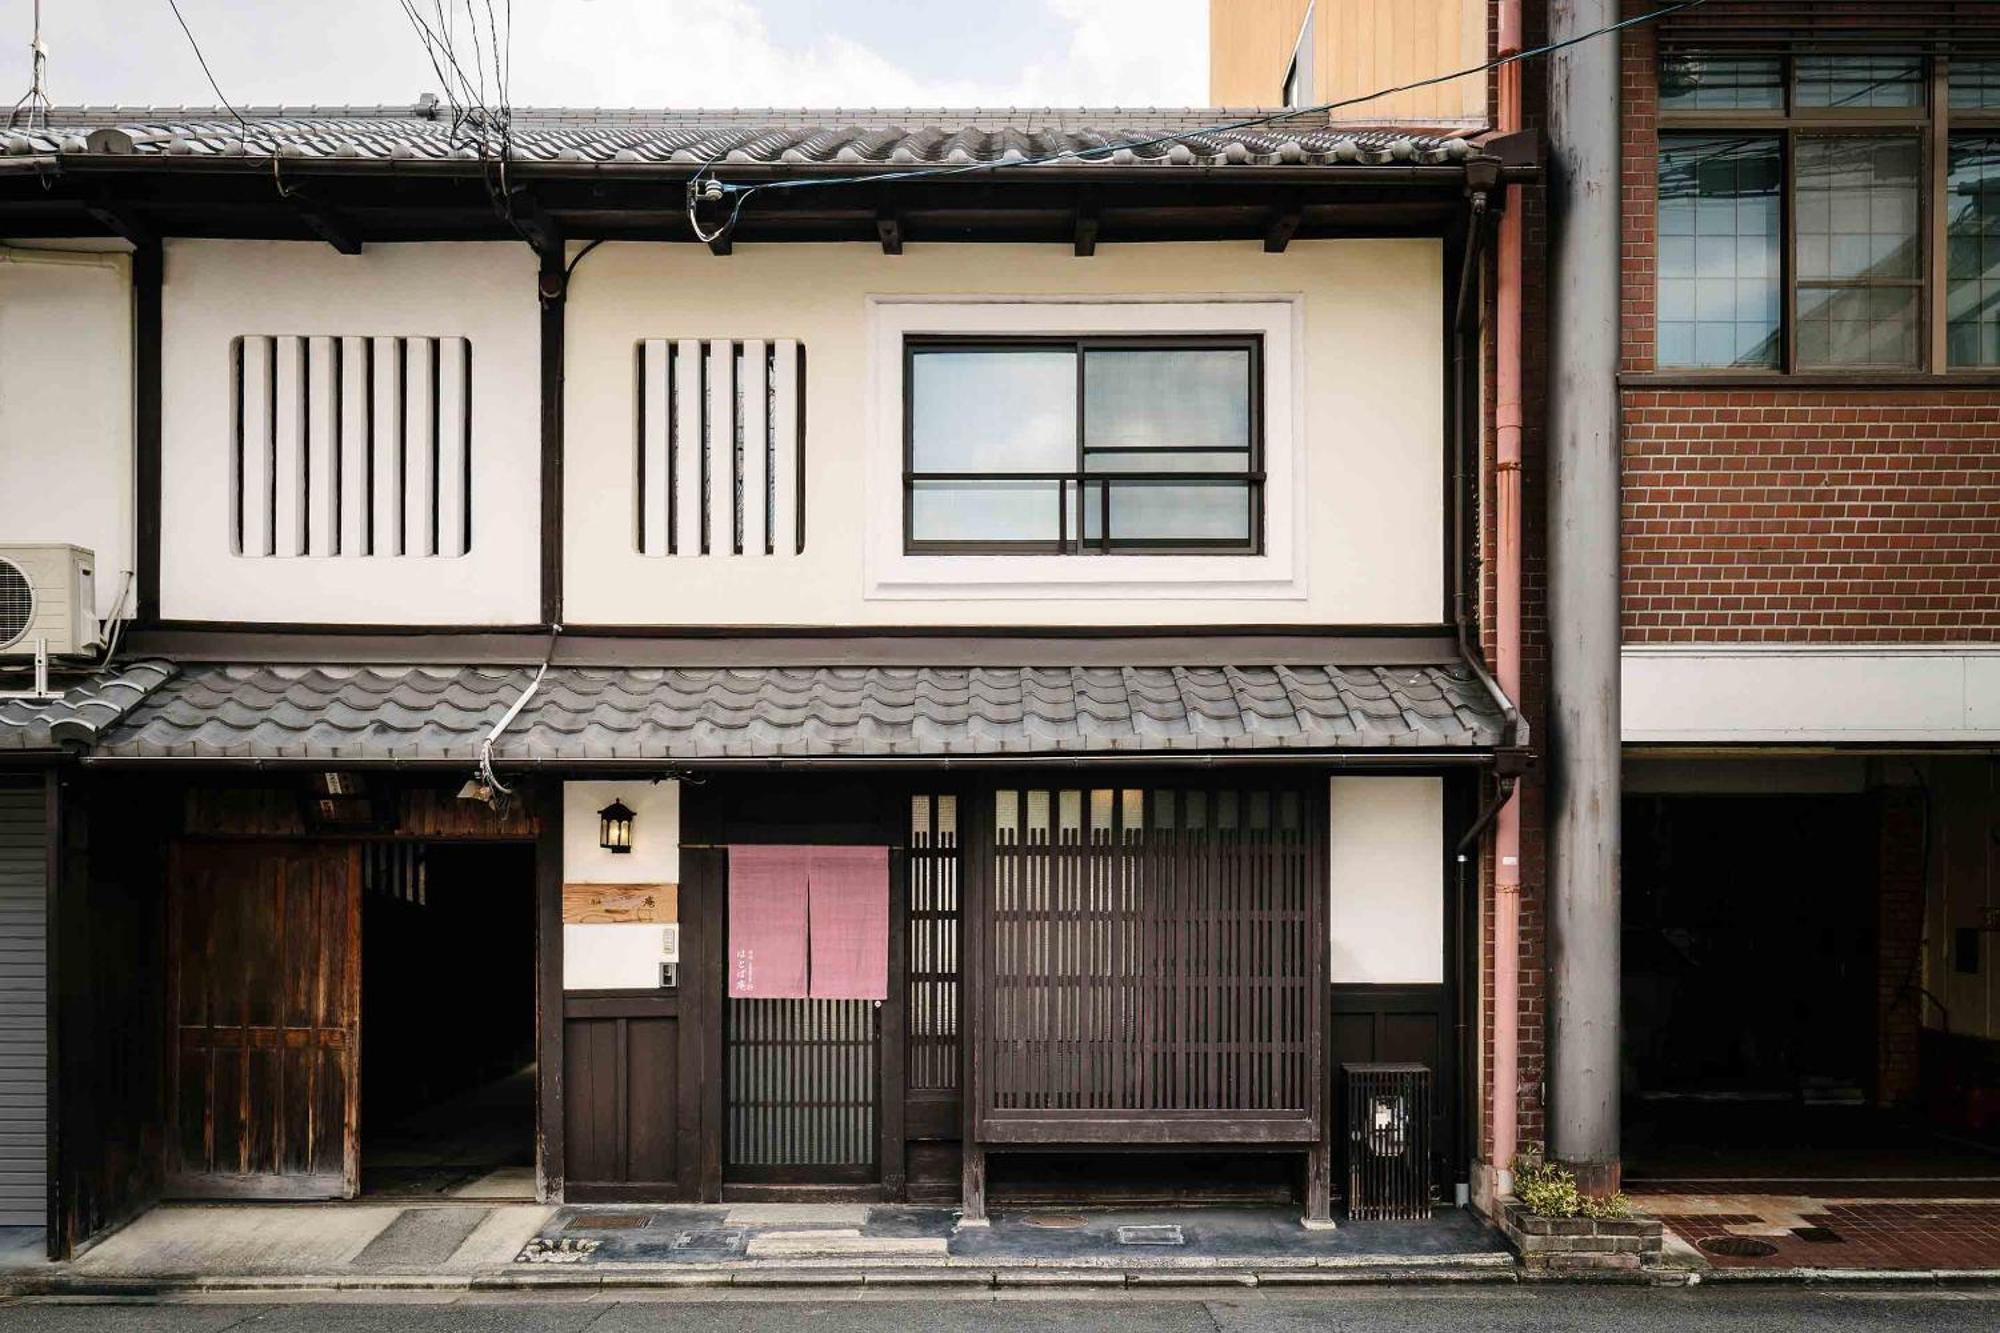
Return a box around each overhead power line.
[686,0,1714,244]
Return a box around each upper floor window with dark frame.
[904,337,1262,555]
[1655,51,2000,372]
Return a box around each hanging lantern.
[598,799,636,854]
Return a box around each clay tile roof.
[84,661,1508,763]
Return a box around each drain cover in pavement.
[1115,1224,1185,1246]
[1022,1213,1088,1230]
[1699,1235,1780,1259]
[565,1212,653,1231]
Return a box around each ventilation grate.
[0,559,31,649]
[635,339,804,557]
[230,335,474,559]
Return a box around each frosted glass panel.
[910,350,1075,473]
[1082,348,1250,452]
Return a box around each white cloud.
[2,0,1209,110]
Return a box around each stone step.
[743,1230,950,1260]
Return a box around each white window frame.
[865,297,1307,601]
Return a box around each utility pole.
[1545,0,1623,1196]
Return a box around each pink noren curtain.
[726,845,811,999]
[807,846,889,1001]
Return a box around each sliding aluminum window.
[903,336,1263,555]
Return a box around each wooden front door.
[167,842,361,1199]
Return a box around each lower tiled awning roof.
[74,661,1513,764]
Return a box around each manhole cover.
[1699,1235,1780,1259]
[1022,1213,1089,1230]
[1115,1224,1185,1247]
[1792,1226,1844,1245]
[565,1212,652,1231]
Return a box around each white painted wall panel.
[562,780,680,886]
[1624,647,2000,743]
[1328,776,1444,985]
[563,240,1444,627]
[0,252,134,622]
[563,924,677,991]
[159,241,539,623]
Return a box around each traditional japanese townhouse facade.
[0,97,1533,1256]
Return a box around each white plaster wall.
[1624,646,2000,743]
[158,241,540,624]
[563,239,1445,627]
[562,780,680,884]
[1328,775,1444,985]
[0,250,135,622]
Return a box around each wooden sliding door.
[167,842,361,1199]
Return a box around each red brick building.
[1612,0,2000,1182]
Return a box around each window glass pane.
[1082,348,1251,453]
[1081,481,1254,545]
[1795,55,1925,109]
[1797,285,1919,368]
[910,479,1064,544]
[1951,59,2000,110]
[1656,135,1782,368]
[1947,135,2000,367]
[910,349,1075,473]
[1084,450,1250,473]
[1658,54,1783,111]
[1796,138,1921,283]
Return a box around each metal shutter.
[0,783,47,1228]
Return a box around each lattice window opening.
[229,335,473,558]
[988,786,1314,1114]
[908,793,962,1093]
[635,338,805,557]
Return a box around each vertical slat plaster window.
[634,338,805,557]
[229,335,473,557]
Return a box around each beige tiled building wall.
[1209,0,1489,126]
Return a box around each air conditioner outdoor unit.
[0,545,102,695]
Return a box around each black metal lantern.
[598,799,636,854]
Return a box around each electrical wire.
[164,0,247,135]
[685,0,1714,244]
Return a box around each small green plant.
[1577,1190,1633,1220]
[1511,1146,1634,1220]
[1511,1149,1580,1218]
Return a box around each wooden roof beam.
[84,193,154,247]
[1264,194,1303,253]
[876,206,903,255]
[286,193,362,254]
[1073,194,1099,256]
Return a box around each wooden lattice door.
[974,784,1324,1146]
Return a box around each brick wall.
[1616,19,2000,645]
[1623,392,2000,643]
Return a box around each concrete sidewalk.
[10,1200,2000,1294]
[0,1202,1519,1294]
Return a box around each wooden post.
[1304,1140,1335,1229]
[881,848,908,1200]
[537,244,565,626]
[133,240,163,623]
[535,782,565,1202]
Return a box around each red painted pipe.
[1492,0,1526,1192]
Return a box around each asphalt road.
[2,1289,1999,1332]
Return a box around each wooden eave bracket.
[1073,194,1099,256]
[1263,192,1303,254]
[85,192,153,247]
[286,192,362,255]
[876,206,903,255]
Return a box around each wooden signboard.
[563,882,677,924]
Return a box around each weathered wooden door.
[167,842,361,1199]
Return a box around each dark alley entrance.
[360,842,538,1199]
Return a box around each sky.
[2,0,1211,111]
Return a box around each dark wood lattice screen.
[907,794,960,1093]
[977,785,1323,1144]
[725,998,878,1179]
